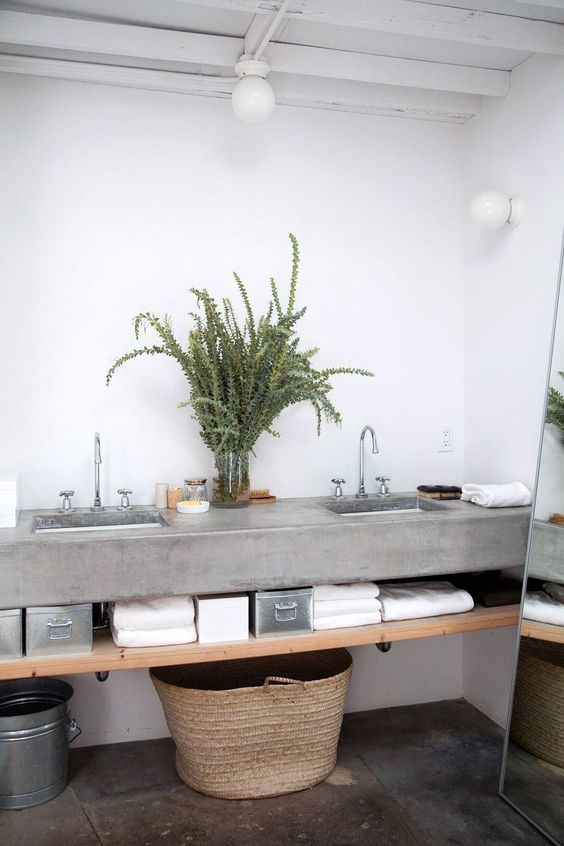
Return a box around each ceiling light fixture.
[231,56,275,124]
[469,190,525,230]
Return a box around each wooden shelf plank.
[0,605,519,681]
[521,618,564,644]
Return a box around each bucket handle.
[68,717,82,744]
[263,676,306,691]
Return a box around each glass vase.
[212,452,251,508]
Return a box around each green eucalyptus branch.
[107,234,374,453]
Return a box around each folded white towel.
[314,598,383,618]
[378,581,474,622]
[111,596,194,631]
[314,611,382,630]
[524,591,564,626]
[313,582,379,602]
[110,621,197,648]
[460,482,531,508]
[544,582,564,604]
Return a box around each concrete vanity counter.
[0,496,531,609]
[528,519,564,581]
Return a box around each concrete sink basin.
[33,510,168,533]
[322,496,443,516]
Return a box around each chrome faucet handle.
[117,488,133,510]
[331,478,346,499]
[59,490,75,513]
[375,476,391,497]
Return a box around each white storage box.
[0,473,19,528]
[195,594,249,644]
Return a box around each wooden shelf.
[0,605,519,681]
[521,618,564,644]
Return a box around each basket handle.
[263,676,306,690]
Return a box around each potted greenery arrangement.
[547,375,564,441]
[107,235,373,507]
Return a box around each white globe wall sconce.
[469,190,525,230]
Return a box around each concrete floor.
[0,699,549,846]
[503,741,564,845]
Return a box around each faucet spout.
[92,432,104,511]
[357,425,378,498]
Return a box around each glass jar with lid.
[183,478,208,502]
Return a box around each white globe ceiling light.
[469,190,525,230]
[232,56,275,124]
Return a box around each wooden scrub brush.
[250,488,277,505]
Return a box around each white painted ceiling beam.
[177,0,564,55]
[274,73,481,123]
[0,12,508,96]
[266,41,508,96]
[0,54,480,123]
[0,11,241,68]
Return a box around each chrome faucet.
[92,432,104,511]
[357,425,379,498]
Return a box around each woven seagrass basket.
[510,637,564,768]
[150,648,352,799]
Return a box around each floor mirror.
[501,235,564,846]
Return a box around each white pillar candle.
[155,483,169,509]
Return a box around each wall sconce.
[231,56,275,124]
[469,190,525,230]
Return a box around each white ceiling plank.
[0,53,480,123]
[176,0,564,54]
[0,11,509,95]
[274,19,530,71]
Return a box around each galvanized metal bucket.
[0,678,80,809]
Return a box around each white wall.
[0,73,467,745]
[0,75,465,509]
[462,53,564,726]
[463,54,564,490]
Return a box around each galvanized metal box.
[249,587,313,638]
[0,609,23,659]
[25,604,93,656]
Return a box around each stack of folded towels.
[109,595,196,647]
[524,582,564,626]
[313,583,382,630]
[313,580,474,630]
[378,580,474,621]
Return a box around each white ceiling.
[1,0,563,123]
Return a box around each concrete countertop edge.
[0,494,532,609]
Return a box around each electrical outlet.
[438,426,453,452]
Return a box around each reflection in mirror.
[501,234,564,846]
